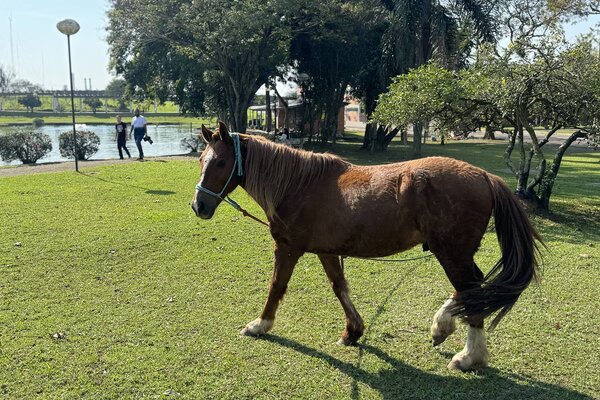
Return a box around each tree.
[9,79,42,93]
[372,63,460,139]
[373,35,600,210]
[83,97,103,114]
[18,93,42,113]
[289,0,383,144]
[0,65,11,93]
[354,0,497,153]
[0,130,52,164]
[107,0,291,132]
[105,78,127,110]
[105,78,126,99]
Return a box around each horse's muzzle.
[191,199,215,219]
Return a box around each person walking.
[130,108,148,160]
[114,115,131,159]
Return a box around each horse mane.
[243,135,349,218]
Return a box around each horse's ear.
[217,120,232,144]
[200,125,212,143]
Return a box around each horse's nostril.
[197,201,205,212]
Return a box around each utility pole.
[9,15,15,73]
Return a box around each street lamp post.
[56,19,80,172]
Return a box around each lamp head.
[57,19,80,36]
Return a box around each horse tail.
[454,174,543,330]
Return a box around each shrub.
[32,118,45,128]
[18,93,42,113]
[58,130,101,160]
[0,130,52,164]
[83,97,103,114]
[180,135,205,153]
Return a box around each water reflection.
[0,124,198,165]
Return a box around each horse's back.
[297,157,491,256]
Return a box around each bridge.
[0,90,141,113]
[1,90,111,98]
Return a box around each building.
[248,98,345,136]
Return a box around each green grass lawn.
[1,139,598,399]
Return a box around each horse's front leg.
[240,242,302,336]
[318,255,364,345]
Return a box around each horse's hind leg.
[240,242,302,337]
[432,249,489,371]
[318,255,364,345]
[430,260,484,346]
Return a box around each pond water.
[0,124,199,165]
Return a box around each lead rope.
[340,253,433,272]
[223,196,270,227]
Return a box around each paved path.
[345,121,590,147]
[0,155,197,178]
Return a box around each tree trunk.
[374,125,387,151]
[382,126,400,151]
[321,109,338,145]
[362,124,401,152]
[412,122,423,158]
[230,98,249,133]
[362,122,377,152]
[321,87,346,145]
[401,128,408,145]
[514,128,530,197]
[537,130,586,210]
[265,87,272,132]
[483,126,496,140]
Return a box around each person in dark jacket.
[114,115,131,159]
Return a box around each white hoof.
[431,298,457,346]
[336,337,355,346]
[240,318,273,337]
[448,349,488,371]
[447,325,489,371]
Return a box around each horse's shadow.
[257,264,590,399]
[258,334,591,400]
[80,172,176,196]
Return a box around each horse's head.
[191,121,243,219]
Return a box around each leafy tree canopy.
[107,0,291,131]
[104,78,126,99]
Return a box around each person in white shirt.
[130,108,148,160]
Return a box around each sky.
[0,0,111,90]
[0,0,599,92]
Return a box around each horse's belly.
[305,203,424,257]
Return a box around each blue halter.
[195,133,244,211]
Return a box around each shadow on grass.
[535,204,600,245]
[80,172,176,196]
[260,334,591,399]
[259,258,590,399]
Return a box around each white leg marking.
[448,325,489,371]
[240,318,274,337]
[431,297,457,346]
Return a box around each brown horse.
[191,122,542,371]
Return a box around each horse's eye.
[217,159,226,168]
